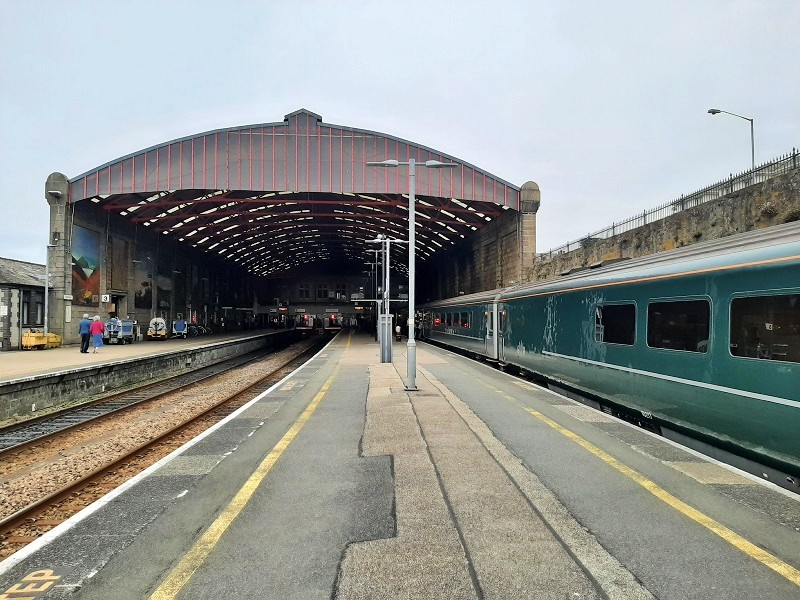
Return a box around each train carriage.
[422,289,503,359]
[421,222,800,492]
[324,312,343,332]
[294,313,320,335]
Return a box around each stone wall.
[527,169,800,282]
[0,288,16,350]
[0,331,293,421]
[46,177,260,347]
[419,181,540,302]
[418,210,520,302]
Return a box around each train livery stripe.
[522,406,800,588]
[149,333,351,600]
[541,351,800,409]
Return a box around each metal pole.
[406,159,418,390]
[750,118,755,171]
[378,244,385,348]
[382,237,392,363]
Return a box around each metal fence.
[538,148,799,259]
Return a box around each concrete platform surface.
[0,331,798,599]
[0,330,282,382]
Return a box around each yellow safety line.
[150,332,351,599]
[466,373,800,587]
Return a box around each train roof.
[422,222,800,308]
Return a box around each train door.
[497,302,506,362]
[485,304,496,359]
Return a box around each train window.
[446,313,453,326]
[730,294,800,364]
[461,312,469,328]
[647,299,710,353]
[595,304,635,345]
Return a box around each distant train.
[420,222,800,492]
[293,311,345,335]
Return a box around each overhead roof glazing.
[68,109,520,277]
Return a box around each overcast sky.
[1,1,798,265]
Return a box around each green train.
[421,222,800,493]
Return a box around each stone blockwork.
[0,331,293,422]
[419,181,540,302]
[528,169,800,282]
[419,210,519,302]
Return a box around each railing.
[538,148,799,259]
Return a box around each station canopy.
[69,109,520,278]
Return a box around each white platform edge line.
[0,335,339,576]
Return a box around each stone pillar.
[519,181,541,283]
[45,173,71,340]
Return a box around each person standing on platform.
[78,313,92,353]
[89,315,104,354]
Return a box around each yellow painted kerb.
[149,332,350,599]
[465,372,800,587]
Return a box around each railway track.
[0,337,326,559]
[0,343,294,453]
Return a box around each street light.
[708,108,755,170]
[367,234,408,363]
[367,158,457,390]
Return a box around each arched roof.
[69,109,520,277]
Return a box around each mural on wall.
[133,249,151,309]
[71,225,101,306]
[109,238,128,292]
[156,252,172,315]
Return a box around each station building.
[41,109,539,347]
[0,258,45,350]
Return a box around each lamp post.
[367,158,457,390]
[708,108,755,170]
[367,234,408,363]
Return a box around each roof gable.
[0,257,45,287]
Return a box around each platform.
[0,330,286,383]
[0,330,294,423]
[0,331,798,599]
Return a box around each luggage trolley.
[105,318,138,344]
[172,319,188,338]
[147,317,168,340]
[104,318,123,344]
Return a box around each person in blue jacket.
[78,313,92,353]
